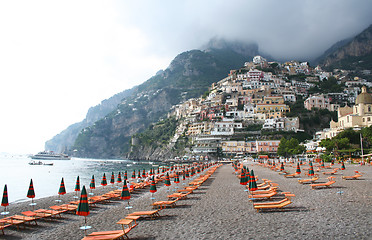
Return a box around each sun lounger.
[0,222,11,235]
[342,173,362,180]
[34,209,63,218]
[22,210,53,220]
[253,198,290,206]
[127,210,160,220]
[298,176,319,184]
[82,229,131,240]
[248,187,278,195]
[167,192,190,200]
[311,177,336,189]
[284,172,300,178]
[323,168,338,175]
[254,199,292,212]
[248,191,277,200]
[151,199,178,209]
[10,215,38,225]
[0,217,26,230]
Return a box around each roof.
[356,86,372,104]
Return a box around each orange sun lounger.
[151,199,178,209]
[0,217,26,230]
[342,171,363,180]
[311,177,336,189]
[82,229,131,240]
[284,172,300,178]
[298,176,319,184]
[254,199,292,212]
[127,210,160,220]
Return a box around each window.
[368,117,371,121]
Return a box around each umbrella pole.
[84,216,87,236]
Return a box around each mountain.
[71,40,260,159]
[318,24,372,70]
[45,88,135,152]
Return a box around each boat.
[28,160,54,166]
[30,151,71,160]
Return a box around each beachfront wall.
[221,140,280,155]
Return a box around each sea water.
[0,153,163,203]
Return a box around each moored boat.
[30,151,71,160]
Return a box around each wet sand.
[1,162,372,240]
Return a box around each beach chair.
[0,217,26,230]
[22,210,53,220]
[248,191,277,200]
[167,192,190,200]
[342,171,363,180]
[248,186,278,195]
[82,229,131,240]
[0,222,11,235]
[10,215,38,225]
[254,199,292,212]
[284,172,300,178]
[298,176,319,184]
[151,199,178,209]
[323,168,338,175]
[310,177,336,189]
[253,197,291,206]
[127,210,160,220]
[34,209,63,218]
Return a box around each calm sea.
[0,153,163,203]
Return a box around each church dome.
[356,86,372,104]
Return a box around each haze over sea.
[0,153,161,203]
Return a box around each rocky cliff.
[320,24,372,69]
[45,88,134,152]
[71,41,260,159]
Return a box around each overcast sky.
[1,0,372,154]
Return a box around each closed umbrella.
[117,172,122,183]
[240,169,246,185]
[124,171,128,181]
[340,161,345,170]
[27,179,36,210]
[1,184,9,215]
[308,162,315,176]
[280,162,284,172]
[120,180,132,210]
[142,169,146,178]
[149,176,157,200]
[131,170,136,179]
[101,173,107,187]
[74,176,81,198]
[57,178,66,202]
[164,173,171,187]
[76,186,90,235]
[89,175,95,195]
[248,170,258,192]
[296,163,301,174]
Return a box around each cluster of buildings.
[165,55,372,157]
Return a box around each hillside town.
[167,56,372,158]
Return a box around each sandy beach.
[1,162,372,240]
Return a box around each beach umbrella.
[131,170,136,179]
[320,161,325,168]
[75,176,81,192]
[340,161,345,170]
[240,169,246,185]
[185,169,190,178]
[27,179,36,210]
[110,172,115,185]
[149,176,157,193]
[296,163,301,174]
[174,172,180,184]
[120,180,131,210]
[76,186,90,236]
[248,170,258,192]
[89,175,95,190]
[101,173,107,186]
[308,162,315,176]
[1,184,9,214]
[164,173,171,187]
[280,162,284,172]
[149,168,153,176]
[137,171,141,179]
[124,171,128,181]
[117,172,122,183]
[74,176,80,199]
[58,177,66,200]
[142,169,146,178]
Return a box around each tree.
[277,137,305,157]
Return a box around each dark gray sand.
[1,162,372,240]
